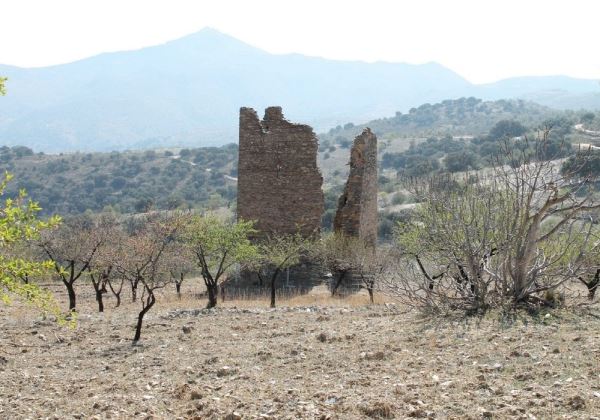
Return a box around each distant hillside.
[0,144,238,216]
[1,28,599,152]
[320,97,561,142]
[317,98,576,180]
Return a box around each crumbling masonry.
[235,107,377,292]
[237,106,324,239]
[334,128,378,247]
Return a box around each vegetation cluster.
[0,144,238,215]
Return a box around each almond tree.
[388,130,600,313]
[315,233,381,303]
[112,214,182,342]
[38,215,107,311]
[164,241,196,299]
[184,215,257,308]
[254,233,310,308]
[106,276,125,308]
[86,216,119,312]
[87,265,112,312]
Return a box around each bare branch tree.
[384,129,600,313]
[111,213,184,342]
[315,233,380,303]
[38,215,108,311]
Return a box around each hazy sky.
[1,0,598,84]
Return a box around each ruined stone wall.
[237,106,324,239]
[333,128,378,247]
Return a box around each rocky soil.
[1,290,599,419]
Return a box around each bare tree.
[385,130,600,313]
[112,214,183,342]
[38,216,107,311]
[164,242,196,299]
[87,265,111,312]
[315,233,380,303]
[488,131,600,305]
[106,277,125,308]
[86,215,119,312]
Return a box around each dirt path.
[575,123,600,137]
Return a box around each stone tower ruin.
[237,106,324,239]
[333,128,378,247]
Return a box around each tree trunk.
[206,283,218,308]
[513,220,541,301]
[95,288,104,313]
[331,270,347,296]
[133,293,155,343]
[367,285,374,304]
[64,280,76,311]
[107,279,123,308]
[131,279,138,302]
[270,268,281,308]
[580,269,600,301]
[90,275,105,313]
[590,284,598,301]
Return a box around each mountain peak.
[180,26,234,40]
[166,27,264,54]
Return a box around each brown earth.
[0,285,599,419]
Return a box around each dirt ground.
[1,285,599,419]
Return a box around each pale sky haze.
[1,0,598,84]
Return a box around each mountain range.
[1,27,598,152]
